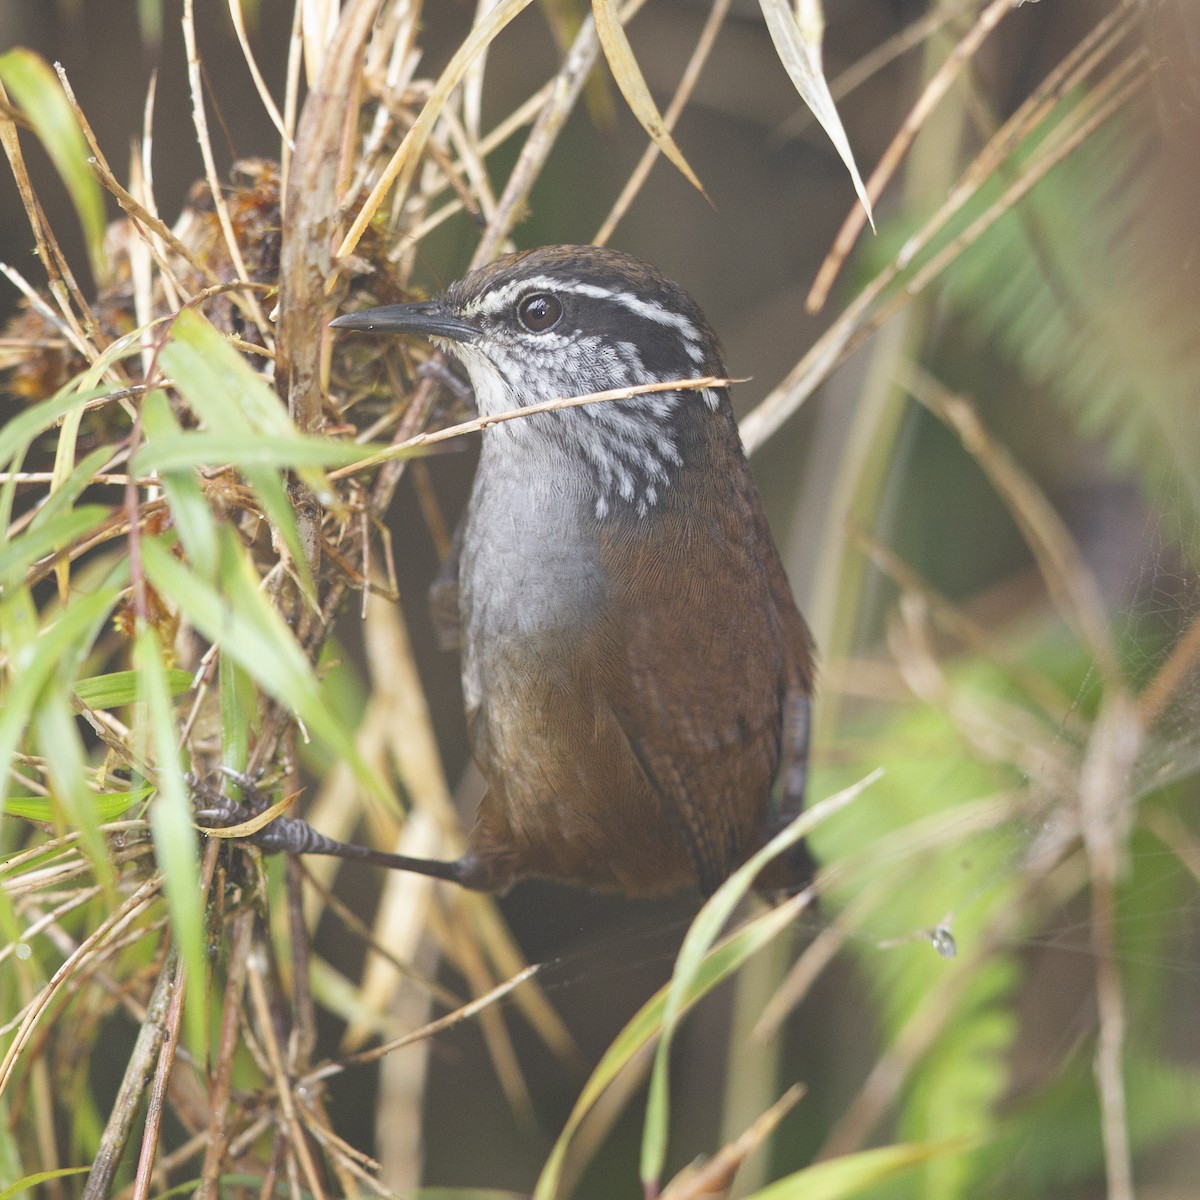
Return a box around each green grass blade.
[0,584,120,811]
[219,651,254,783]
[135,625,208,1057]
[133,431,379,476]
[0,504,111,589]
[0,49,107,282]
[744,1140,968,1200]
[139,389,219,580]
[74,668,194,709]
[640,772,880,1192]
[140,532,387,801]
[0,385,103,471]
[34,693,115,897]
[3,788,150,822]
[27,445,115,535]
[160,310,325,590]
[533,894,812,1200]
[0,1166,92,1200]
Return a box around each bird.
[272,245,817,899]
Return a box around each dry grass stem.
[128,954,188,1200]
[593,0,732,246]
[80,952,176,1200]
[1136,607,1200,731]
[1079,694,1141,1200]
[899,365,1120,683]
[848,519,1083,731]
[301,962,540,1086]
[328,375,740,480]
[181,0,270,339]
[742,24,1147,452]
[246,947,329,1199]
[0,874,163,1094]
[0,77,98,352]
[806,0,1019,313]
[660,1084,805,1200]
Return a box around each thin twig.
[300,963,540,1087]
[229,0,294,149]
[327,374,739,480]
[899,364,1121,685]
[196,908,256,1199]
[0,874,163,1096]
[129,952,188,1200]
[337,0,537,262]
[53,63,211,305]
[182,0,271,339]
[806,0,1018,313]
[246,949,329,1199]
[740,43,1148,454]
[0,70,101,356]
[594,0,731,246]
[1135,607,1200,731]
[80,945,175,1200]
[1079,694,1140,1200]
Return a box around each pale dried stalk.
[327,375,737,480]
[438,897,536,1127]
[1137,609,1200,730]
[281,0,305,194]
[899,49,1148,298]
[0,873,162,1095]
[470,5,605,269]
[594,0,732,246]
[1079,694,1140,1200]
[899,365,1121,685]
[740,41,1148,454]
[246,948,329,1199]
[905,0,1139,270]
[888,597,1077,792]
[0,262,94,364]
[81,949,176,1200]
[660,1085,805,1200]
[229,0,293,148]
[74,143,211,298]
[0,74,101,361]
[196,908,255,1200]
[129,954,188,1200]
[0,884,103,969]
[850,520,1083,731]
[337,0,536,261]
[300,963,539,1086]
[181,0,271,339]
[341,594,455,1050]
[807,0,1019,312]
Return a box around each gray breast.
[458,425,609,715]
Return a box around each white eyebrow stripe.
[465,277,563,316]
[567,283,702,343]
[466,277,703,346]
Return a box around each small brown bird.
[276,246,815,897]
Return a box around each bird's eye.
[516,292,563,333]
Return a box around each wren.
[307,246,814,898]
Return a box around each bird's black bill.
[330,300,478,343]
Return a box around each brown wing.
[597,491,792,895]
[750,487,817,894]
